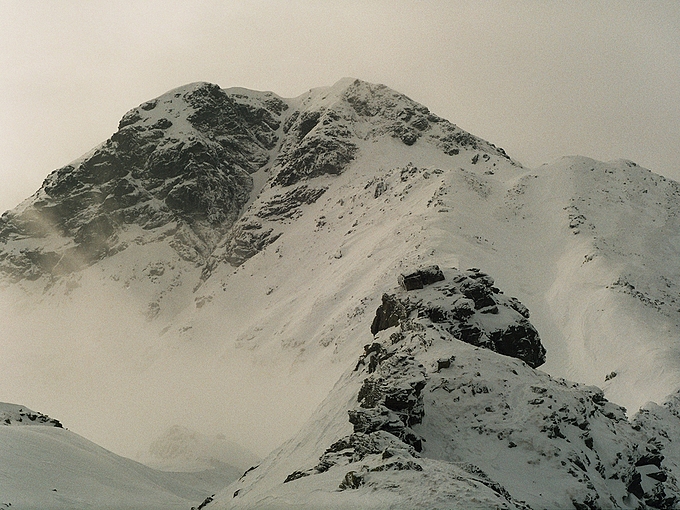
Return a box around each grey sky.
[1,1,679,214]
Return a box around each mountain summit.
[3,79,680,508]
[0,78,508,282]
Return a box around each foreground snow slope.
[214,269,680,509]
[0,403,223,510]
[1,78,680,468]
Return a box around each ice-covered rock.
[373,266,546,368]
[0,82,284,281]
[221,270,680,509]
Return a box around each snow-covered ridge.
[0,402,62,428]
[0,78,512,286]
[218,268,680,509]
[0,402,239,509]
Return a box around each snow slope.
[0,403,227,509]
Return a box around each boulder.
[398,265,445,291]
[371,293,408,335]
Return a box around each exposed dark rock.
[338,471,363,490]
[272,106,358,187]
[488,323,544,369]
[355,342,394,373]
[1,406,63,428]
[398,265,445,291]
[350,349,426,452]
[371,293,408,335]
[372,266,546,367]
[437,357,452,371]
[374,180,387,198]
[0,82,285,280]
[191,494,215,510]
[283,470,310,484]
[399,273,424,291]
[209,222,283,269]
[419,265,446,285]
[255,186,327,221]
[430,123,511,160]
[450,297,476,320]
[507,297,530,318]
[202,181,327,270]
[636,452,664,469]
[627,471,645,499]
[317,430,418,473]
[647,471,668,482]
[459,279,496,310]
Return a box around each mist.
[0,271,341,459]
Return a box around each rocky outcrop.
[272,110,358,187]
[280,265,546,492]
[0,83,285,280]
[397,265,446,290]
[374,265,546,368]
[370,294,408,335]
[262,266,680,508]
[0,403,63,428]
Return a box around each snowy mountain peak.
[0,81,288,283]
[0,402,63,428]
[0,78,510,285]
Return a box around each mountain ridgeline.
[0,79,507,282]
[3,79,680,509]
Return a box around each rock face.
[275,266,547,495]
[1,79,510,284]
[228,266,680,509]
[0,82,286,280]
[373,265,546,368]
[397,265,446,290]
[202,78,513,277]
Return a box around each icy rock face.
[0,82,285,280]
[0,402,63,428]
[227,267,680,509]
[207,185,327,267]
[205,78,512,272]
[1,78,513,283]
[373,266,546,368]
[338,79,510,157]
[275,266,546,494]
[271,106,358,187]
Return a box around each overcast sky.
[1,1,679,214]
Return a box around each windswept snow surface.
[0,403,222,509]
